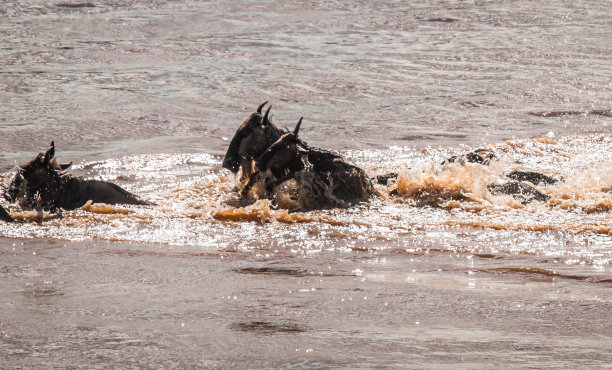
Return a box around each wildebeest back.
[306,149,373,204]
[59,179,151,210]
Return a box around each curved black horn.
[263,106,272,125]
[60,161,73,171]
[294,117,302,135]
[257,101,268,114]
[44,141,55,164]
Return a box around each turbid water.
[1,0,611,368]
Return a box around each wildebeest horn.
[294,117,302,135]
[263,106,272,125]
[257,101,268,114]
[60,162,73,171]
[44,141,55,164]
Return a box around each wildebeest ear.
[293,117,303,135]
[263,106,272,125]
[44,141,55,164]
[257,101,268,114]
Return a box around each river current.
[1,1,610,367]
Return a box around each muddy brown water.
[1,0,611,367]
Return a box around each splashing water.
[1,135,610,266]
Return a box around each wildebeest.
[487,180,550,204]
[506,170,558,186]
[443,148,495,166]
[4,141,151,212]
[222,102,286,181]
[241,118,374,209]
[442,149,557,203]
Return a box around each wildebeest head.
[256,118,306,176]
[4,141,72,207]
[222,102,285,177]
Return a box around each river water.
[1,0,611,367]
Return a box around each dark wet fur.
[375,173,398,186]
[222,112,266,173]
[36,177,150,211]
[487,181,550,204]
[4,141,151,212]
[242,121,373,209]
[222,102,286,179]
[0,204,12,222]
[310,150,372,199]
[443,149,558,204]
[444,149,495,166]
[446,151,559,186]
[506,171,558,186]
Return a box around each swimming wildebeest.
[487,180,550,204]
[4,141,151,212]
[443,148,495,166]
[241,118,374,209]
[222,102,286,181]
[442,149,557,203]
[489,171,555,204]
[505,170,558,186]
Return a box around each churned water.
[1,0,611,367]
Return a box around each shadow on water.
[21,284,65,298]
[234,266,311,277]
[472,267,612,284]
[234,266,352,277]
[230,321,307,335]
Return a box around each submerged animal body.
[242,119,373,209]
[506,170,558,186]
[222,102,286,180]
[442,149,558,203]
[443,149,495,166]
[4,141,151,212]
[487,180,550,204]
[299,149,373,207]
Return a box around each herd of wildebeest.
[0,102,559,223]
